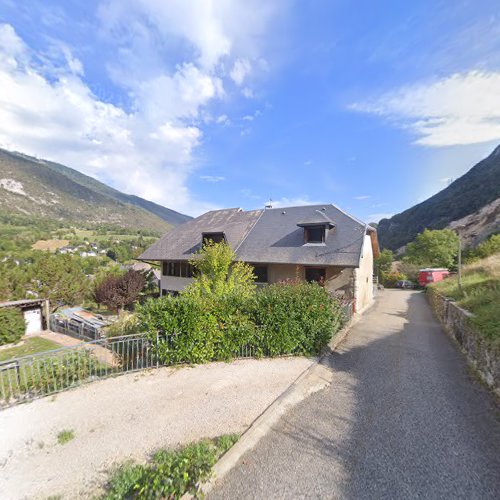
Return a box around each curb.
[188,304,369,498]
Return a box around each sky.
[1,0,500,221]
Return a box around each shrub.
[105,313,141,338]
[137,281,343,364]
[101,435,239,500]
[0,308,26,346]
[253,281,341,356]
[381,271,407,288]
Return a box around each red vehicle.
[418,268,450,287]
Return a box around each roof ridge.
[328,202,366,226]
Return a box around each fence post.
[156,332,159,369]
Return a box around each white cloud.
[242,87,254,98]
[0,1,283,216]
[354,195,370,200]
[303,160,313,166]
[230,58,251,85]
[215,114,230,125]
[200,175,225,182]
[270,196,323,208]
[351,71,500,147]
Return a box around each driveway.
[210,290,500,499]
[0,357,312,499]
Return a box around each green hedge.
[137,281,343,364]
[0,308,26,346]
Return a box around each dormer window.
[297,215,335,245]
[202,232,226,246]
[304,225,326,243]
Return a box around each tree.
[93,270,145,313]
[183,241,256,299]
[32,253,89,311]
[374,249,393,279]
[0,308,26,345]
[404,229,459,268]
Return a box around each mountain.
[378,145,500,250]
[0,148,191,233]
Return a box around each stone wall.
[427,289,500,397]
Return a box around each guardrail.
[0,332,263,408]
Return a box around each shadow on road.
[211,291,500,499]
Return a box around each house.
[139,204,380,313]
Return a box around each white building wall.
[354,234,374,313]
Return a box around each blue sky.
[1,1,500,221]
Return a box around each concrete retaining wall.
[427,289,500,397]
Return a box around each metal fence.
[0,332,262,408]
[49,315,104,341]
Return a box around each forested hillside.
[0,148,191,233]
[378,145,500,250]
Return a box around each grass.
[431,253,499,348]
[31,239,70,251]
[101,434,239,500]
[57,429,75,445]
[0,336,60,362]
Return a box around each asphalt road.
[209,290,500,499]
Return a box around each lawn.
[0,336,60,362]
[32,239,70,251]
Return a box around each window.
[305,267,326,284]
[162,261,193,277]
[252,265,268,283]
[304,225,325,243]
[202,232,225,245]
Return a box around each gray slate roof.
[139,204,373,268]
[139,208,263,261]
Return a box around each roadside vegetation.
[57,429,75,445]
[430,253,499,348]
[376,231,499,288]
[101,435,239,500]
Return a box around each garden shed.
[0,299,49,335]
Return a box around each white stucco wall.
[353,234,374,312]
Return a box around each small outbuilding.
[0,299,49,335]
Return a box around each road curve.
[209,290,500,499]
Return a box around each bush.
[101,435,239,500]
[381,271,408,288]
[253,281,341,356]
[0,308,26,346]
[137,281,343,364]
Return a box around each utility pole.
[457,233,463,295]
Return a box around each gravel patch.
[0,357,312,499]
